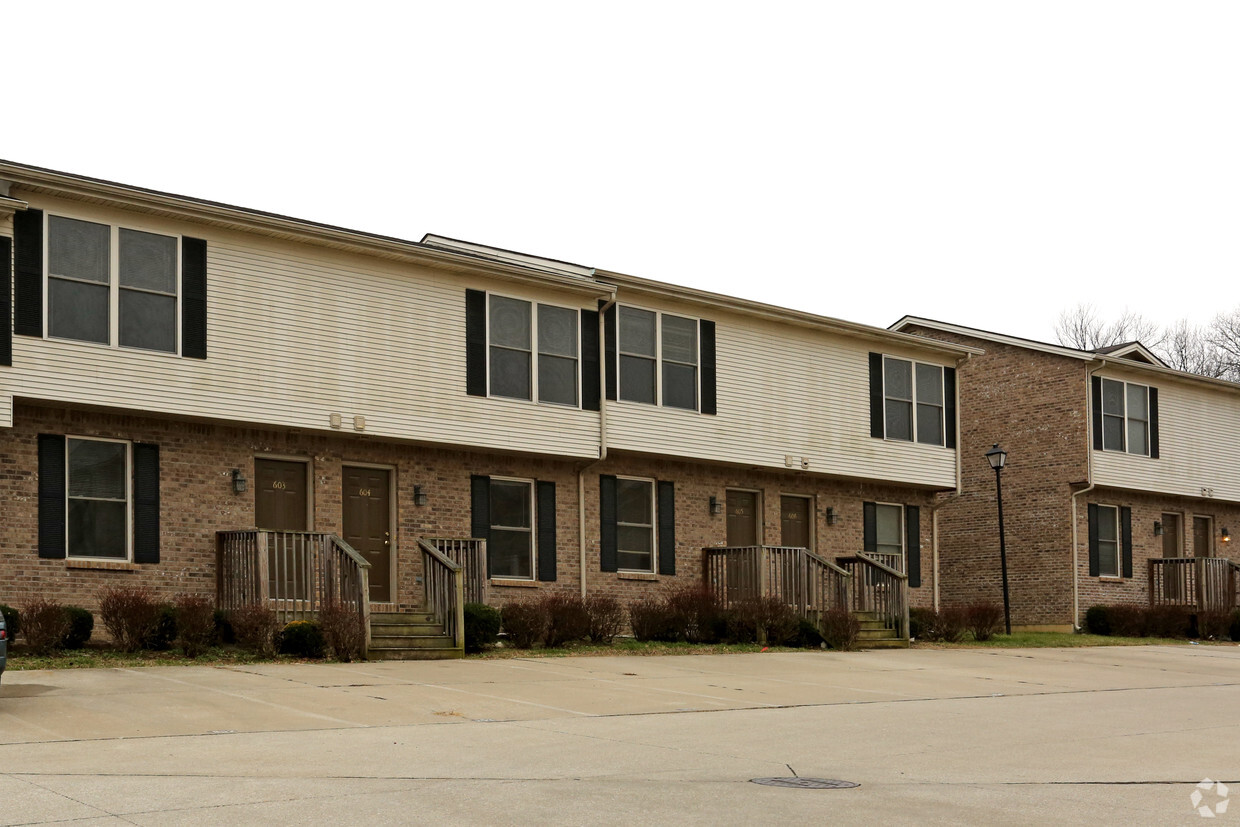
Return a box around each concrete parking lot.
[1,645,1238,825]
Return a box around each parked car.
[0,613,6,684]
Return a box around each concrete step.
[366,610,461,661]
[367,646,464,661]
[859,637,910,650]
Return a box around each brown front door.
[1193,516,1212,558]
[1161,514,1181,558]
[344,466,392,603]
[727,490,759,547]
[255,459,309,599]
[780,496,811,549]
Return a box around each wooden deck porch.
[1148,557,1239,613]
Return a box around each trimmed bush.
[502,600,548,649]
[964,602,1004,642]
[628,597,677,642]
[541,593,591,649]
[98,586,160,653]
[320,601,367,661]
[820,608,860,651]
[936,606,967,643]
[909,607,936,640]
[665,585,726,644]
[21,597,70,655]
[463,602,501,653]
[174,595,216,658]
[214,609,236,645]
[144,603,179,651]
[0,604,20,638]
[727,597,799,646]
[584,594,625,644]
[60,606,94,650]
[793,618,825,648]
[1107,605,1147,638]
[1146,605,1191,638]
[231,604,280,656]
[1196,611,1231,641]
[279,620,326,658]
[1084,605,1111,636]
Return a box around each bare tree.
[1053,304,1164,351]
[1160,319,1227,378]
[1207,309,1240,382]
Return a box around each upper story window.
[1100,378,1150,455]
[882,356,944,446]
[618,306,699,411]
[47,216,180,354]
[487,294,579,407]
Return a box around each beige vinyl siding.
[1093,367,1240,503]
[606,299,958,488]
[3,195,600,458]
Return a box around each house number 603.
[359,488,372,497]
[272,480,287,490]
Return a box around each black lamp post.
[986,443,1012,635]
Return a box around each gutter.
[1070,357,1107,630]
[578,295,617,596]
[928,351,972,612]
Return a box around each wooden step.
[366,611,462,661]
[367,646,463,661]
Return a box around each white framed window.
[488,477,535,579]
[617,305,699,411]
[874,503,904,561]
[616,476,656,572]
[46,215,180,354]
[1095,504,1120,577]
[66,436,132,560]
[1101,378,1149,455]
[487,294,579,407]
[883,357,945,446]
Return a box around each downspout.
[579,294,617,596]
[928,352,971,612]
[1070,357,1107,630]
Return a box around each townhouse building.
[893,318,1240,630]
[0,161,974,654]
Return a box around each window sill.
[490,578,539,588]
[1096,576,1125,583]
[66,559,140,572]
[618,571,658,581]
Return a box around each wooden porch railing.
[1149,557,1239,612]
[701,546,852,621]
[836,552,909,638]
[418,540,465,650]
[216,530,372,648]
[423,537,488,604]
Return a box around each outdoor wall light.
[709,496,723,516]
[1153,520,1163,536]
[231,469,247,495]
[414,485,429,507]
[826,507,838,526]
[1223,527,1231,543]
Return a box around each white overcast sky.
[6,2,1237,342]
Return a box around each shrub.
[98,586,160,653]
[665,585,726,643]
[502,600,548,649]
[463,602,501,653]
[231,604,280,656]
[1107,605,1147,638]
[1084,605,1111,636]
[144,603,179,651]
[935,606,967,643]
[909,607,937,640]
[793,618,825,648]
[726,597,799,645]
[174,595,217,658]
[0,604,20,638]
[584,594,625,644]
[279,620,326,658]
[1146,605,1191,638]
[21,597,70,655]
[214,609,236,645]
[1196,611,1231,641]
[1231,609,1240,643]
[628,597,677,642]
[60,606,94,649]
[541,593,591,649]
[964,602,1005,642]
[320,601,367,661]
[820,608,860,651]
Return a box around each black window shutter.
[465,290,487,397]
[536,481,557,582]
[14,208,43,337]
[905,505,921,587]
[581,308,600,411]
[132,443,161,564]
[700,320,717,415]
[1120,506,1132,579]
[1091,376,1103,451]
[599,474,618,572]
[657,480,676,575]
[470,475,491,576]
[862,501,877,552]
[0,236,11,366]
[181,237,208,359]
[603,302,617,401]
[1148,388,1160,459]
[1087,503,1100,577]
[943,367,957,449]
[868,353,884,439]
[38,434,66,559]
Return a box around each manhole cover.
[750,777,859,790]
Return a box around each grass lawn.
[911,631,1200,649]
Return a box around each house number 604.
[359,488,372,497]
